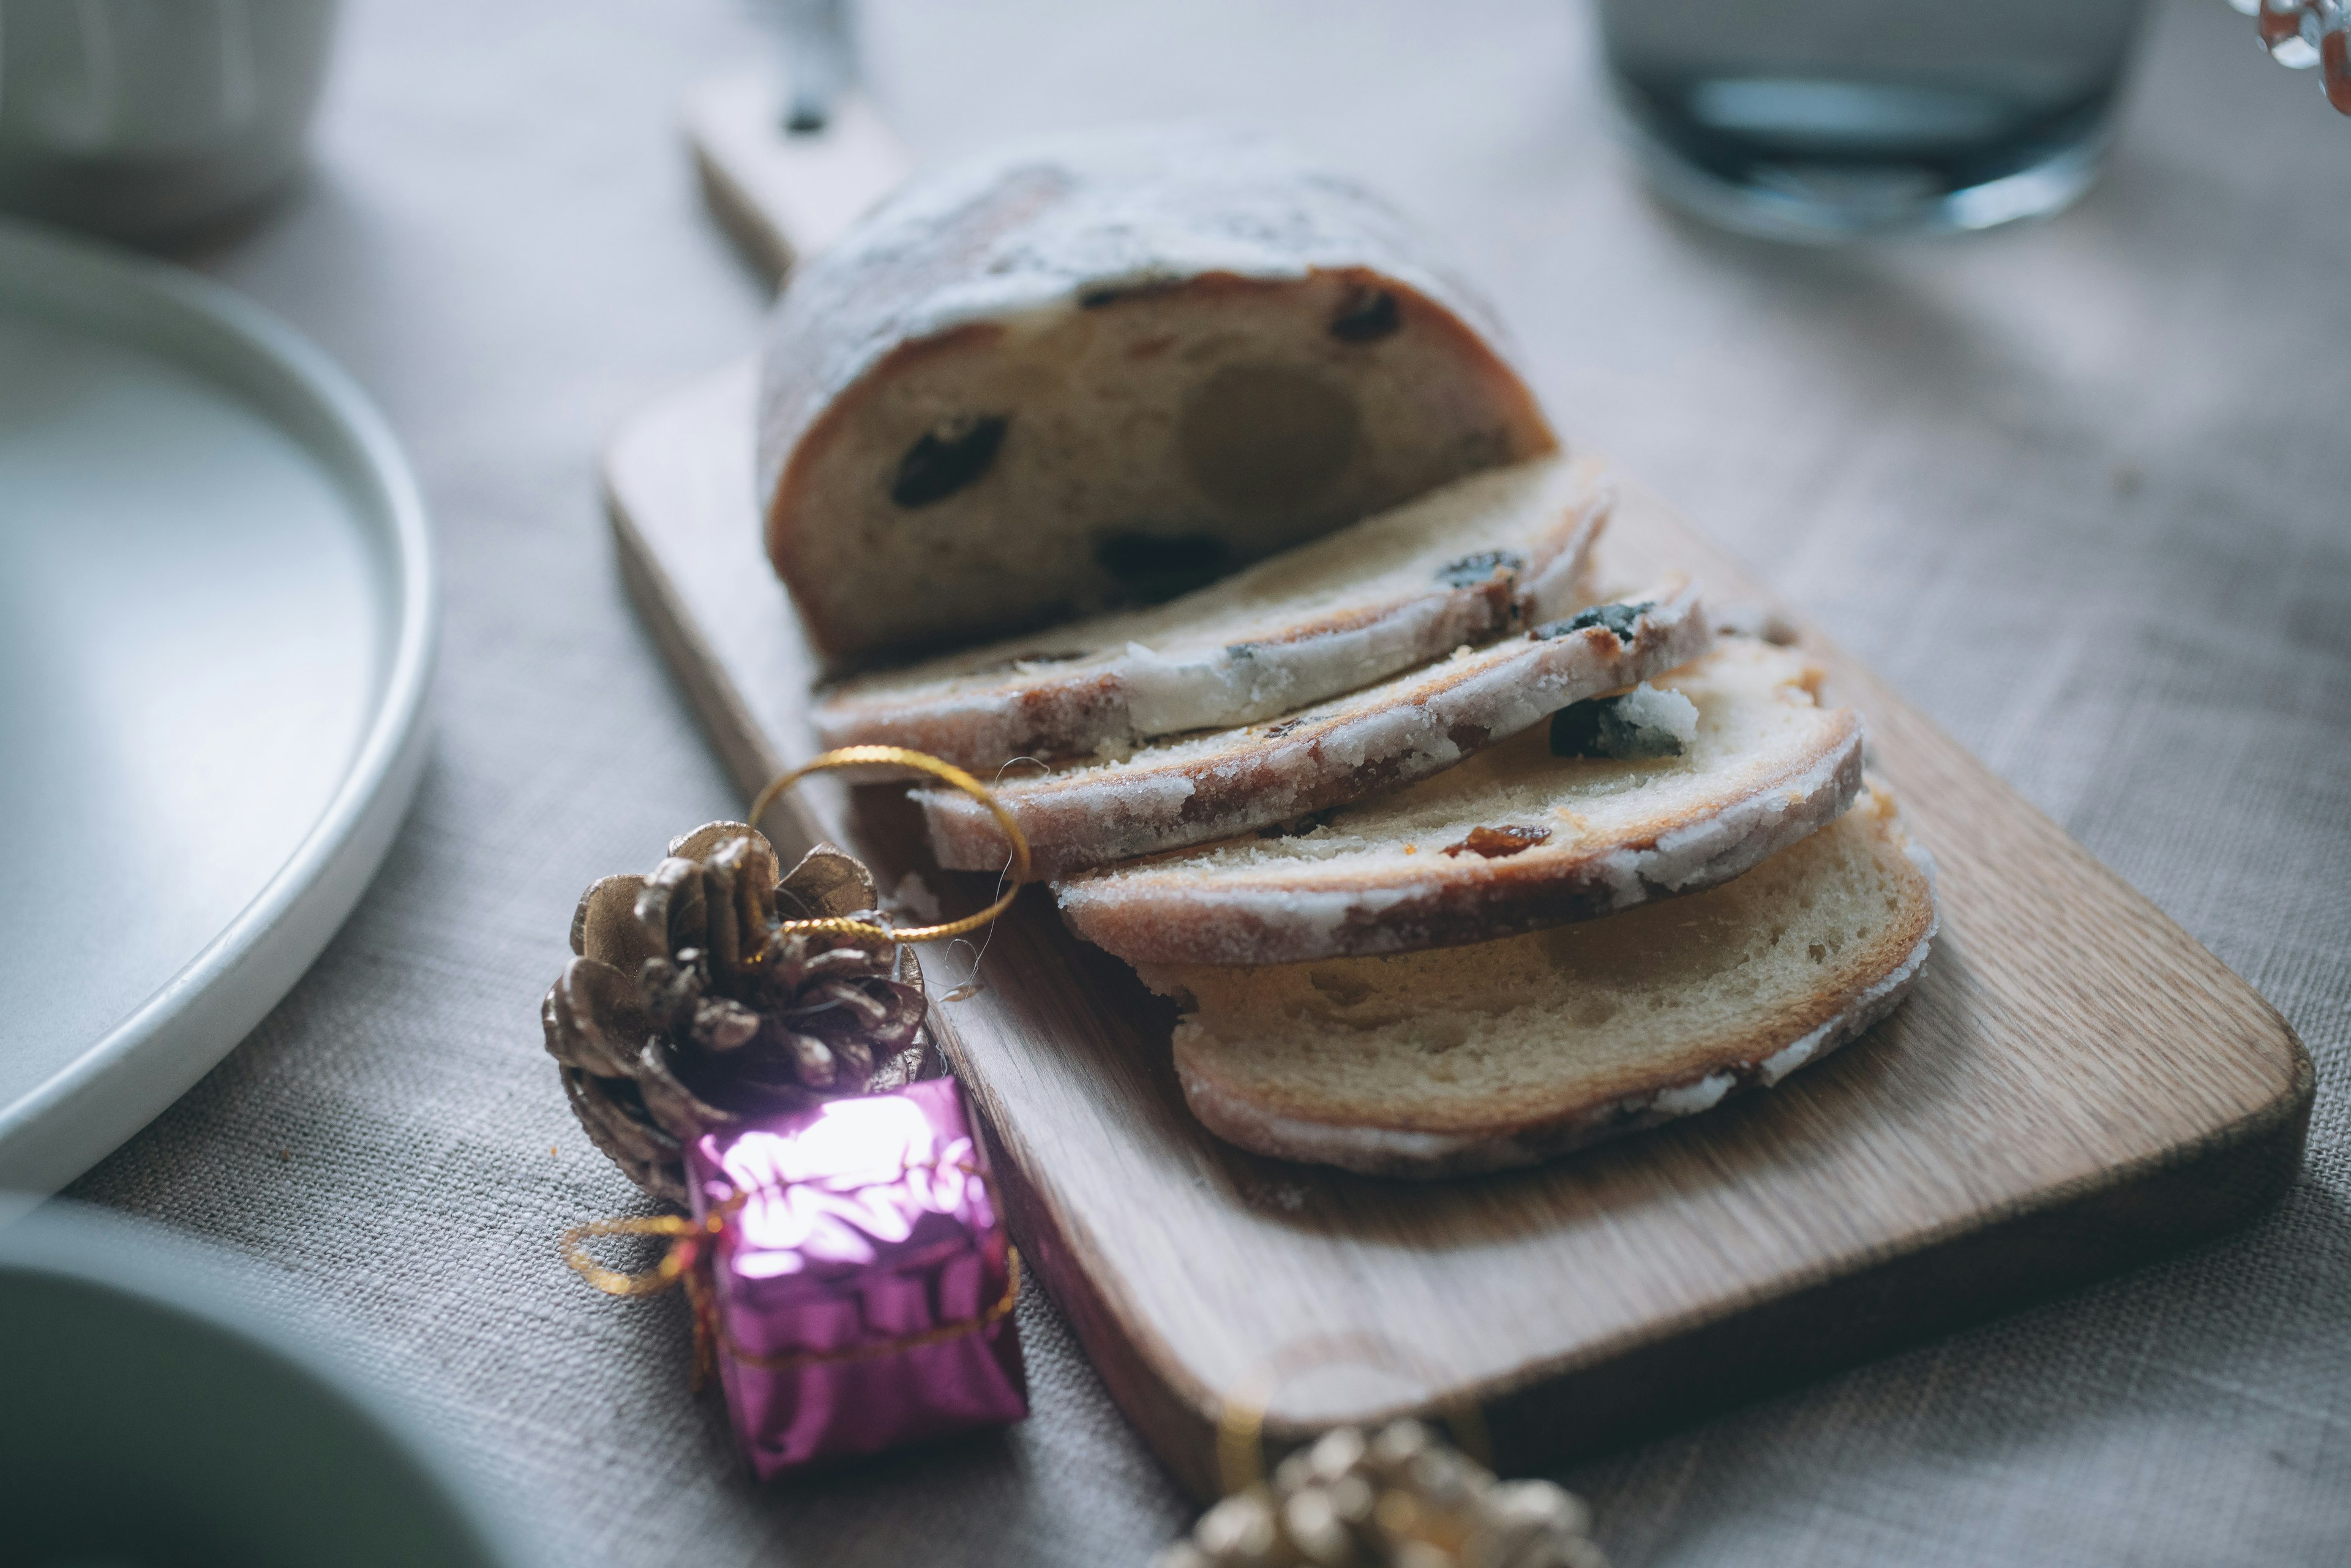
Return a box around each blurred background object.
[0,1199,522,1567]
[687,0,906,277]
[0,0,342,244]
[2233,0,2351,111]
[1597,0,2151,241]
[769,0,855,132]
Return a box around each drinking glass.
[1597,0,2151,242]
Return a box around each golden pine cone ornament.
[1156,1420,1606,1568]
[542,822,936,1206]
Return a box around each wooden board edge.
[603,454,823,858]
[1821,630,2312,1098]
[682,73,913,290]
[1474,1041,2315,1405]
[1479,1067,2314,1472]
[965,1089,1232,1498]
[1128,1068,2312,1498]
[692,140,798,285]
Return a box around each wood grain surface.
[603,359,2311,1498]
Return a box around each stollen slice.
[917,580,1710,878]
[814,455,1610,769]
[1056,637,1862,964]
[1135,782,1937,1178]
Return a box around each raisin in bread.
[813,456,1609,768]
[1137,782,1937,1178]
[1057,637,1861,964]
[917,583,1710,877]
[758,123,1556,665]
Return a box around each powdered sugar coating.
[756,123,1524,509]
[917,580,1711,877]
[1055,637,1862,964]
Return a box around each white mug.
[0,0,342,242]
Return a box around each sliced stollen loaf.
[812,456,1610,768]
[918,582,1711,878]
[1137,782,1937,1178]
[1057,637,1862,964]
[758,123,1558,664]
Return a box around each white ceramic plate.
[0,219,434,1192]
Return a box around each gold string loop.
[560,1208,730,1297]
[746,745,1032,948]
[561,1207,735,1387]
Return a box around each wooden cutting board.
[602,92,2312,1498]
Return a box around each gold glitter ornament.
[1155,1419,1607,1568]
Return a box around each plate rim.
[0,216,438,1192]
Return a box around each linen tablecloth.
[68,0,2350,1562]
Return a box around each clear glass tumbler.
[1597,0,2151,242]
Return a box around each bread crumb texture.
[1142,784,1932,1138]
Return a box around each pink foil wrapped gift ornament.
[683,1078,1027,1475]
[563,1077,1028,1477]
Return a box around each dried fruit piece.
[1331,286,1403,342]
[1179,362,1360,511]
[1437,550,1526,588]
[1535,599,1654,643]
[1442,825,1551,859]
[891,415,1008,508]
[1549,683,1698,760]
[1097,530,1234,603]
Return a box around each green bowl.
[0,1201,523,1568]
